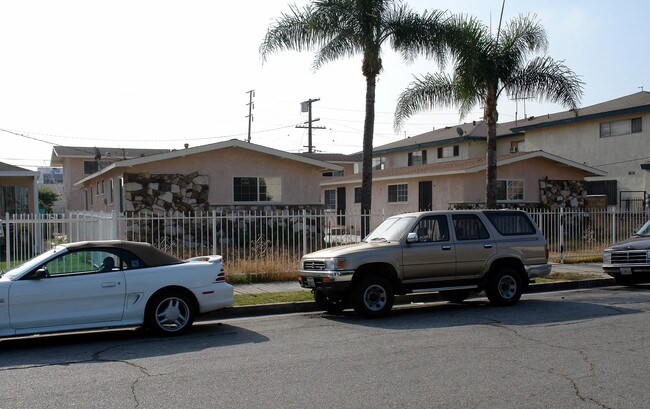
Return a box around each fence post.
[4,213,9,267]
[302,209,307,255]
[111,210,118,240]
[610,207,616,243]
[559,207,564,264]
[212,210,217,255]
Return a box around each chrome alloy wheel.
[363,284,388,311]
[155,296,191,332]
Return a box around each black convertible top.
[61,240,182,267]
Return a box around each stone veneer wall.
[123,172,209,215]
[539,179,587,208]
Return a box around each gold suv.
[299,210,551,318]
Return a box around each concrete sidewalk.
[232,262,607,295]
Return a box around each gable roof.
[298,152,362,163]
[373,120,523,155]
[510,91,650,132]
[74,139,343,186]
[50,146,171,166]
[0,161,38,176]
[320,150,605,186]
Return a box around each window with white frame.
[388,184,408,203]
[600,117,642,138]
[437,145,459,158]
[324,189,336,209]
[322,170,344,177]
[372,156,385,170]
[233,177,282,202]
[496,180,524,202]
[408,150,427,166]
[509,140,525,152]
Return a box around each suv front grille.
[302,260,326,271]
[611,251,648,264]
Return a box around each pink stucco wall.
[79,147,327,212]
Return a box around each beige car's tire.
[486,268,522,306]
[352,277,394,318]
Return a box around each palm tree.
[260,0,452,235]
[394,14,584,208]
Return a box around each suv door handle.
[484,244,493,249]
[442,245,452,250]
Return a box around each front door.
[402,215,455,283]
[336,186,346,225]
[418,181,432,211]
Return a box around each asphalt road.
[1,285,649,409]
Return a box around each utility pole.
[246,90,255,143]
[296,98,326,153]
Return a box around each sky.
[0,0,648,170]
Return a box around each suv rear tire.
[352,277,394,318]
[486,268,522,306]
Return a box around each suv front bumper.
[298,269,354,290]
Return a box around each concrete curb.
[203,278,617,320]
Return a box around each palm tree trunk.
[360,74,376,237]
[484,88,498,209]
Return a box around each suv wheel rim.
[363,284,387,311]
[497,275,517,299]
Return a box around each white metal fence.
[2,208,648,277]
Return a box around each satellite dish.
[456,127,465,136]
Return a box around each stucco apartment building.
[316,91,650,215]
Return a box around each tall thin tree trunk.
[484,88,498,209]
[360,74,376,237]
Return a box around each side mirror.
[406,232,418,244]
[24,268,49,280]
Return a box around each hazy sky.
[0,0,647,170]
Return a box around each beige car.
[299,210,550,318]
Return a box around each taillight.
[215,268,226,283]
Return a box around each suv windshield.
[365,216,416,242]
[635,220,650,237]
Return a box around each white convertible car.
[0,240,234,338]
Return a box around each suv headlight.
[603,251,612,264]
[324,258,346,270]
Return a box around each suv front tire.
[352,276,394,318]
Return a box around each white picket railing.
[2,208,648,277]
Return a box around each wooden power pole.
[296,98,325,153]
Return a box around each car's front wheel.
[486,268,522,306]
[314,291,348,314]
[352,277,394,318]
[146,291,195,336]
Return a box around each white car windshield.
[2,247,65,280]
[365,216,416,242]
[635,220,650,237]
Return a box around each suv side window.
[412,216,449,242]
[483,211,536,235]
[452,214,490,240]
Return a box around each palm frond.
[393,73,458,131]
[505,56,584,110]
